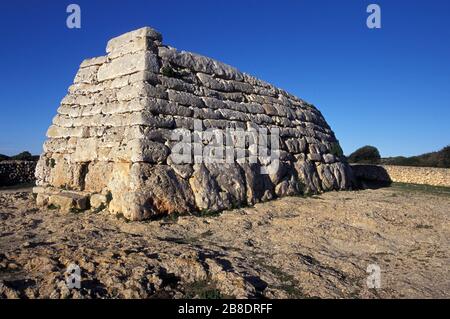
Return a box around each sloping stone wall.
[35,27,354,220]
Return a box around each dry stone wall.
[383,165,450,187]
[35,27,354,220]
[351,164,450,187]
[0,161,37,186]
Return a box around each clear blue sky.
[0,0,449,157]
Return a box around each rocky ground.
[0,184,449,299]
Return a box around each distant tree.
[348,145,381,164]
[381,145,450,168]
[11,151,33,161]
[0,154,10,161]
[435,145,450,168]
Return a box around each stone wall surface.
[0,161,37,186]
[351,164,450,187]
[383,165,450,187]
[35,27,355,220]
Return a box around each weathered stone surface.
[294,158,322,194]
[129,164,196,220]
[48,192,88,213]
[35,26,354,220]
[97,51,159,82]
[106,27,162,54]
[158,47,244,81]
[90,194,108,209]
[239,162,274,204]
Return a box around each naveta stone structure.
[34,27,354,220]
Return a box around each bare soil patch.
[0,185,449,298]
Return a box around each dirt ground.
[0,184,449,299]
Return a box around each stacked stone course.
[35,27,354,220]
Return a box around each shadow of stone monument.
[350,164,392,189]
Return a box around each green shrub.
[161,65,177,78]
[348,145,381,164]
[330,143,344,157]
[381,145,450,168]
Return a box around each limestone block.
[230,80,254,94]
[223,101,248,113]
[330,162,354,190]
[244,102,265,114]
[159,75,196,93]
[72,138,98,162]
[188,164,227,211]
[323,154,336,164]
[69,82,105,95]
[129,112,174,128]
[203,89,245,103]
[106,27,162,54]
[193,107,222,120]
[148,99,193,117]
[197,72,233,91]
[90,194,108,209]
[307,153,322,162]
[74,65,99,84]
[48,192,88,213]
[167,89,204,108]
[97,51,159,82]
[128,139,170,163]
[106,162,133,216]
[84,162,114,193]
[57,105,82,118]
[52,115,74,128]
[284,138,307,154]
[275,175,303,197]
[128,164,196,219]
[61,94,93,107]
[36,193,49,206]
[316,164,338,191]
[46,126,89,139]
[206,163,246,206]
[80,56,107,68]
[129,71,159,85]
[81,104,103,117]
[174,117,196,130]
[273,116,292,127]
[217,109,248,122]
[239,162,274,205]
[202,97,227,110]
[294,159,322,194]
[158,47,244,81]
[108,37,158,59]
[43,139,70,154]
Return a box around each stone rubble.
[35,26,355,220]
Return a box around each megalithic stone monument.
[34,27,354,220]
